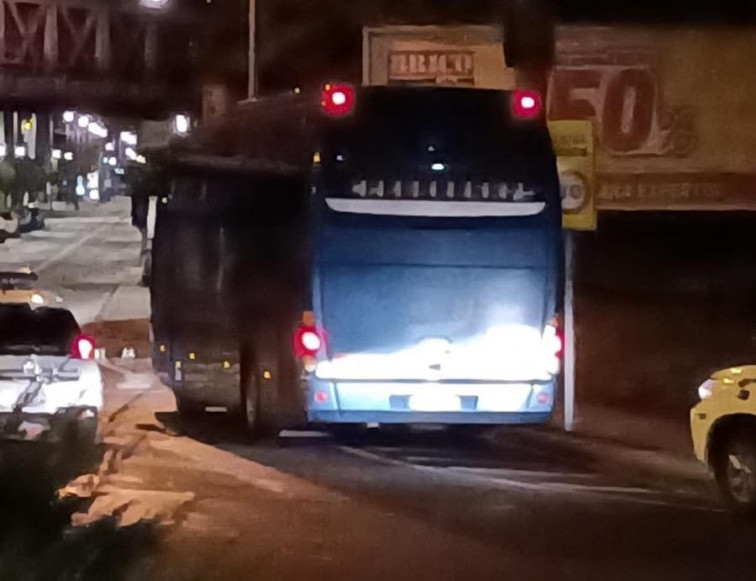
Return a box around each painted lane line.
[338,445,547,492]
[448,466,599,480]
[337,445,723,513]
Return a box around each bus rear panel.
[303,87,563,425]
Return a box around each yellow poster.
[548,120,596,231]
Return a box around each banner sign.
[388,50,475,85]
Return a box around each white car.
[0,299,103,446]
[691,365,756,515]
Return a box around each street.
[2,200,756,581]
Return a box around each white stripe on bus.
[325,198,546,217]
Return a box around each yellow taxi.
[1,270,63,307]
[691,365,756,515]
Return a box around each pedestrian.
[131,191,149,254]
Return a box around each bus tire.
[241,329,306,438]
[240,345,284,437]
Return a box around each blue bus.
[148,84,563,434]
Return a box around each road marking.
[338,445,551,491]
[337,445,723,512]
[404,455,453,463]
[448,466,598,480]
[279,429,331,439]
[35,223,111,273]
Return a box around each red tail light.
[321,83,355,117]
[512,90,542,120]
[71,333,96,360]
[545,314,563,358]
[293,325,326,358]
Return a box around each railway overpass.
[0,0,199,117]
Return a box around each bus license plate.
[409,393,460,412]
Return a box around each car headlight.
[698,379,715,401]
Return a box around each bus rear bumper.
[306,378,555,425]
[308,409,552,425]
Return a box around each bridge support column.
[43,3,57,69]
[145,20,157,74]
[95,9,110,70]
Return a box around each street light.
[88,122,108,138]
[173,114,190,135]
[120,131,137,146]
[63,111,75,123]
[77,115,90,129]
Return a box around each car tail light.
[321,83,355,117]
[293,325,326,358]
[512,90,542,120]
[71,333,96,360]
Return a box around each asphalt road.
[2,200,756,581]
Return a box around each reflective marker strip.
[325,198,546,217]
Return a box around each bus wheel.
[713,426,756,516]
[240,358,261,434]
[240,345,286,437]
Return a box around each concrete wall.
[575,212,756,417]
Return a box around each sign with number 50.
[548,120,597,231]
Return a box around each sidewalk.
[564,403,693,456]
[39,197,132,219]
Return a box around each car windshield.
[0,305,80,356]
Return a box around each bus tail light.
[512,90,542,120]
[537,391,551,405]
[321,83,356,117]
[543,314,563,356]
[71,334,96,360]
[294,324,326,358]
[542,315,562,375]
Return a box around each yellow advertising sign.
[548,120,596,231]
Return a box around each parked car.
[691,365,756,515]
[0,271,102,447]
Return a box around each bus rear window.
[318,87,557,199]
